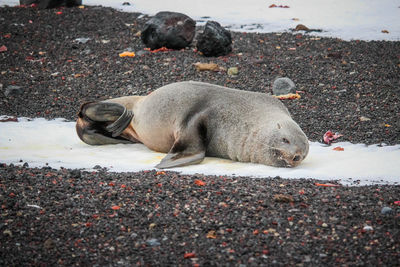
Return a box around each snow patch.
[1,117,399,185]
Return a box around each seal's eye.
[282,138,290,144]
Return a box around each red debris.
[150,47,173,53]
[0,45,7,53]
[184,252,196,259]
[194,179,206,186]
[269,4,290,8]
[333,146,344,151]
[323,130,343,145]
[315,183,340,187]
[0,117,18,122]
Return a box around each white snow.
[2,0,400,40]
[1,118,399,185]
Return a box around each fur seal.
[76,81,309,168]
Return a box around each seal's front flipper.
[156,151,205,169]
[106,108,133,137]
[80,127,133,145]
[156,113,208,169]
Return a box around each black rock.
[19,0,82,9]
[141,11,196,50]
[196,21,232,57]
[4,85,24,97]
[19,0,37,5]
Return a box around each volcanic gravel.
[0,5,399,266]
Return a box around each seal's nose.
[293,154,302,162]
[285,152,304,167]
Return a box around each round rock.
[4,85,24,97]
[272,77,296,96]
[141,11,196,50]
[196,21,232,57]
[381,206,393,215]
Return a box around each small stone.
[363,225,373,231]
[75,37,90,44]
[227,67,239,76]
[130,232,138,238]
[3,229,12,237]
[4,85,24,97]
[136,50,150,57]
[272,77,296,96]
[359,116,371,122]
[322,223,328,228]
[146,238,160,247]
[295,24,310,31]
[197,21,232,57]
[381,206,393,215]
[194,62,220,72]
[273,194,294,203]
[44,238,54,249]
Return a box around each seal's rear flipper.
[82,102,127,122]
[77,101,135,145]
[156,151,205,169]
[80,128,133,145]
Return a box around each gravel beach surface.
[1,5,399,266]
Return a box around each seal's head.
[264,120,309,167]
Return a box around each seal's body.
[76,81,309,168]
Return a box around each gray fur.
[76,81,309,168]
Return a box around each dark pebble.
[4,85,24,97]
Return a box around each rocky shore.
[0,5,399,266]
